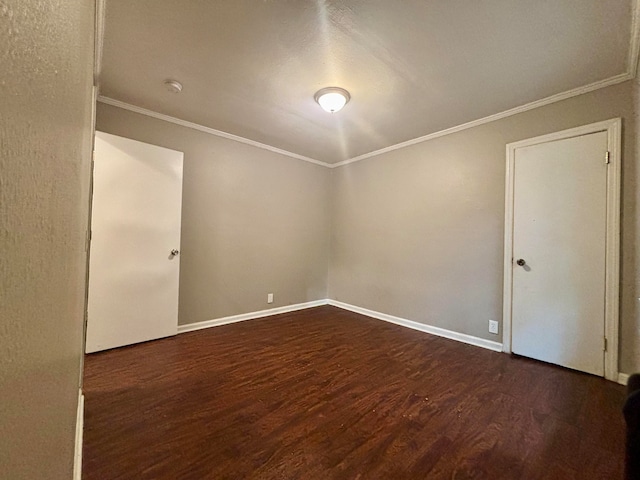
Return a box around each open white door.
[86,132,184,353]
[503,119,621,380]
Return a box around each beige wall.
[96,103,331,325]
[0,1,95,479]
[329,81,640,374]
[97,80,638,373]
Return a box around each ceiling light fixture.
[314,87,350,113]
[164,79,183,93]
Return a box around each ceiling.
[99,0,636,164]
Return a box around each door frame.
[502,118,621,381]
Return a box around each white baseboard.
[178,298,503,352]
[179,299,628,381]
[73,390,84,480]
[177,300,329,333]
[177,299,502,354]
[327,300,503,352]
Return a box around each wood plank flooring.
[83,305,626,479]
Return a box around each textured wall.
[330,81,639,374]
[96,103,331,325]
[0,1,94,478]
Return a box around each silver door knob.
[170,249,180,256]
[516,258,526,266]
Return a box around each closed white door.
[511,131,608,376]
[86,132,184,353]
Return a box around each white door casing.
[503,118,621,381]
[86,132,184,353]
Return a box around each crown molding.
[100,65,632,171]
[97,0,640,170]
[331,72,632,168]
[97,96,333,168]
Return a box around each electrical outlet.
[267,293,274,304]
[489,320,499,335]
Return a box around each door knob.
[516,259,526,266]
[170,249,180,256]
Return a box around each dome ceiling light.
[314,87,350,113]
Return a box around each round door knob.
[170,249,180,256]
[516,259,526,266]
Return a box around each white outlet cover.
[267,293,274,304]
[489,320,499,334]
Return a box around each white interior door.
[86,132,184,353]
[510,131,608,376]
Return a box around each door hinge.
[605,151,610,164]
[604,337,608,352]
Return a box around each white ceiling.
[99,0,635,164]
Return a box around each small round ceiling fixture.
[314,87,350,113]
[164,79,183,93]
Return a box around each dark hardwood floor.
[83,305,626,479]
